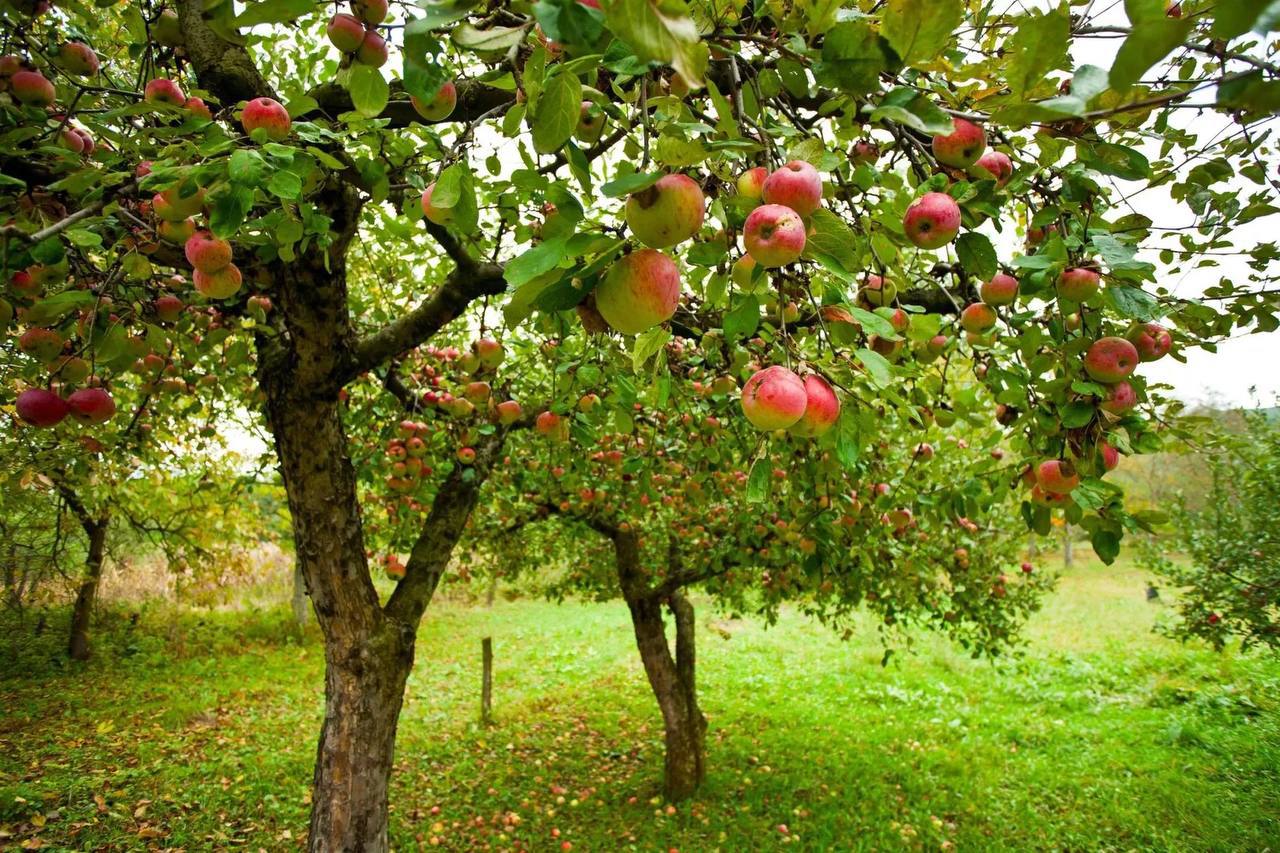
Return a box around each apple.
[1084,337,1139,383]
[462,381,490,404]
[595,248,681,335]
[741,365,807,430]
[357,29,389,67]
[153,9,182,46]
[761,160,822,217]
[16,388,68,427]
[1099,440,1120,471]
[158,217,196,243]
[154,294,184,322]
[737,166,768,202]
[972,151,1012,185]
[351,0,387,25]
[960,302,997,333]
[184,230,232,272]
[18,327,64,362]
[1127,322,1171,362]
[1031,485,1071,507]
[144,77,185,106]
[536,411,568,440]
[414,82,458,121]
[184,97,213,120]
[67,387,115,424]
[1057,267,1100,302]
[788,374,840,437]
[858,274,896,307]
[980,273,1018,306]
[495,400,522,424]
[60,128,86,154]
[456,446,476,464]
[1036,459,1079,494]
[851,140,879,165]
[903,192,961,249]
[58,42,99,77]
[241,97,291,140]
[420,183,453,225]
[574,100,605,143]
[743,204,806,267]
[11,70,55,106]
[927,334,948,357]
[625,174,705,248]
[1100,380,1137,415]
[474,337,503,368]
[731,254,759,289]
[327,13,366,53]
[931,117,986,168]
[193,263,243,299]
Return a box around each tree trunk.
[616,534,706,801]
[292,562,311,628]
[1063,525,1074,568]
[67,512,108,662]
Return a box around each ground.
[1,554,1277,851]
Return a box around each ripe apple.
[11,70,55,106]
[184,230,232,273]
[972,151,1012,185]
[737,166,768,203]
[931,118,986,168]
[16,388,68,427]
[414,82,458,121]
[1084,337,1139,383]
[241,97,291,141]
[193,263,243,299]
[456,446,476,464]
[574,100,604,143]
[474,337,503,369]
[903,192,960,250]
[743,204,806,267]
[66,387,115,424]
[144,77,185,106]
[980,273,1018,306]
[19,327,63,362]
[741,365,807,430]
[158,217,196,243]
[1036,459,1079,494]
[420,183,454,225]
[327,13,366,53]
[1100,380,1137,415]
[1099,440,1120,471]
[58,42,99,76]
[1057,267,1100,302]
[595,248,681,334]
[496,400,522,424]
[858,274,896,307]
[1127,322,1171,361]
[154,294,184,322]
[184,97,213,120]
[625,174,705,248]
[789,374,840,437]
[536,411,568,440]
[761,160,822,217]
[960,302,997,333]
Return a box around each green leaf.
[531,70,581,154]
[856,347,893,387]
[601,0,708,87]
[746,458,771,503]
[1106,284,1161,321]
[803,209,860,277]
[870,87,953,134]
[1089,527,1121,564]
[1060,400,1096,428]
[813,20,889,95]
[601,172,662,198]
[1211,0,1280,39]
[504,237,569,286]
[267,170,303,199]
[535,0,605,45]
[850,306,894,338]
[1109,5,1193,91]
[1217,72,1280,116]
[881,0,963,66]
[347,64,389,118]
[232,0,315,27]
[1004,5,1070,99]
[412,0,481,30]
[452,23,527,52]
[24,290,95,325]
[210,186,254,238]
[956,233,997,280]
[229,149,266,185]
[631,326,670,370]
[723,294,760,341]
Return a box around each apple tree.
[2,0,1279,847]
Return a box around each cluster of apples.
[901,118,1013,251]
[182,229,242,300]
[2,49,100,154]
[326,0,392,70]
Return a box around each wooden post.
[481,636,493,725]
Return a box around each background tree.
[3,0,1280,849]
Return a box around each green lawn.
[2,555,1278,851]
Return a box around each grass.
[1,554,1278,851]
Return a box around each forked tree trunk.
[616,533,706,801]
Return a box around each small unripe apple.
[788,374,840,437]
[980,273,1018,306]
[413,82,457,121]
[11,70,55,106]
[158,217,196,243]
[625,174,705,248]
[1083,337,1139,383]
[456,446,476,464]
[594,248,681,335]
[327,13,366,53]
[574,99,604,143]
[154,9,183,46]
[743,204,806,267]
[761,160,822,217]
[858,274,896,307]
[731,254,759,289]
[741,365,807,430]
[851,140,879,165]
[241,97,291,141]
[931,117,986,168]
[903,192,961,250]
[144,77,185,106]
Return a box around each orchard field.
[3,553,1278,851]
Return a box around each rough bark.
[292,562,311,628]
[616,534,707,801]
[67,514,108,662]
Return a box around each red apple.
[11,70,55,106]
[736,166,768,202]
[327,13,366,53]
[351,0,387,25]
[194,263,243,299]
[741,365,807,430]
[144,77,185,106]
[16,388,68,427]
[1084,337,1139,383]
[184,230,232,273]
[960,302,997,333]
[1100,380,1137,415]
[980,273,1018,306]
[154,294,185,322]
[761,160,822,217]
[743,204,806,267]
[1127,322,1171,362]
[456,446,476,464]
[789,374,840,437]
[58,42,99,76]
[356,30,388,67]
[419,183,454,226]
[1099,440,1120,471]
[1057,267,1100,302]
[903,192,960,250]
[184,97,213,120]
[1036,459,1079,494]
[851,140,879,165]
[932,118,985,167]
[594,248,681,334]
[241,97,291,141]
[625,174,705,249]
[413,82,458,121]
[66,387,115,424]
[972,151,1012,185]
